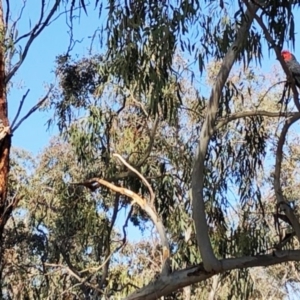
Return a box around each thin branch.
[113,153,155,204]
[120,206,133,248]
[125,250,300,300]
[6,1,61,83]
[44,262,102,293]
[216,110,300,130]
[274,115,300,241]
[243,0,300,112]
[191,2,259,272]
[98,194,119,289]
[10,89,30,129]
[257,80,287,106]
[12,86,53,133]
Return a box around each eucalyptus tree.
[0,0,87,296]
[35,0,300,299]
[4,0,300,299]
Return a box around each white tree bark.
[191,2,259,272]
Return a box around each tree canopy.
[2,0,300,299]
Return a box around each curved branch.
[78,173,170,275]
[113,154,155,204]
[125,250,300,300]
[191,2,259,272]
[216,110,300,130]
[274,115,300,241]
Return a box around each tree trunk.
[0,0,10,235]
[0,1,11,296]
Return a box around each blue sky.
[9,2,105,153]
[8,2,300,154]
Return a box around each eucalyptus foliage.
[3,0,300,299]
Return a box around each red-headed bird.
[281,50,300,89]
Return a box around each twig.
[257,80,287,106]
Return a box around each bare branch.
[12,86,53,133]
[77,174,170,275]
[274,115,300,241]
[6,1,61,83]
[257,80,287,105]
[10,89,30,129]
[125,250,300,300]
[191,2,259,272]
[243,0,300,112]
[44,262,102,293]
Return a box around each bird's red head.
[281,50,293,62]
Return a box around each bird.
[281,50,300,89]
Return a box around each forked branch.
[77,154,170,275]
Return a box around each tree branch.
[216,110,300,130]
[10,89,30,130]
[77,169,170,275]
[6,1,61,83]
[113,154,155,205]
[125,250,300,300]
[98,194,119,290]
[243,0,300,112]
[191,2,259,272]
[274,115,300,241]
[11,86,53,133]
